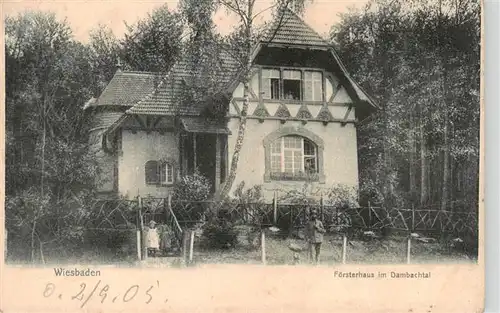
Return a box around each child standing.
[306,210,326,264]
[147,220,160,257]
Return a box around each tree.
[5,11,101,261]
[179,0,311,197]
[330,0,480,211]
[121,4,184,73]
[88,24,122,95]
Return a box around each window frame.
[270,136,318,175]
[261,67,326,102]
[263,127,325,183]
[145,159,176,186]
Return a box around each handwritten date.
[43,280,166,308]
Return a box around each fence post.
[261,230,266,265]
[342,233,347,264]
[406,235,412,264]
[136,229,141,261]
[273,191,278,225]
[138,196,147,261]
[411,204,415,232]
[189,230,195,264]
[182,231,189,266]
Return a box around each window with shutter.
[145,160,159,184]
[262,69,280,99]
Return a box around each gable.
[262,8,329,47]
[92,7,377,121]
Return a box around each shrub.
[202,217,238,249]
[172,171,211,201]
[172,171,212,222]
[324,184,359,208]
[233,182,265,205]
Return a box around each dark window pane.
[145,160,159,184]
[283,79,301,100]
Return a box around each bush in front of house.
[323,184,358,232]
[172,171,212,221]
[202,208,239,249]
[275,184,320,236]
[172,171,212,201]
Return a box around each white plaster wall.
[118,130,179,199]
[226,118,359,201]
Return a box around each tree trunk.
[221,70,251,197]
[220,3,254,197]
[419,109,428,207]
[440,83,450,211]
[409,110,415,197]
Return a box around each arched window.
[270,136,318,175]
[263,127,325,183]
[145,160,175,185]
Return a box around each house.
[84,8,378,201]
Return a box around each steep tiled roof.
[127,51,240,116]
[92,7,376,119]
[262,8,329,47]
[87,71,161,108]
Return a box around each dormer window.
[283,70,302,100]
[261,68,323,101]
[262,69,280,99]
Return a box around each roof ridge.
[283,7,330,45]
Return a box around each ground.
[191,234,475,266]
[6,234,475,267]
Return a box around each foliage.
[331,0,480,213]
[122,4,183,73]
[324,185,359,209]
[172,171,212,201]
[202,218,239,249]
[88,24,122,95]
[232,181,265,205]
[278,183,320,206]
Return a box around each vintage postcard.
[1,0,484,312]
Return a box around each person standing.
[147,220,160,257]
[306,210,326,264]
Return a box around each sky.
[3,0,369,43]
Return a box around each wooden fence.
[120,195,478,265]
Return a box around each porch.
[178,117,230,193]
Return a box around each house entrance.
[196,133,217,193]
[179,117,229,194]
